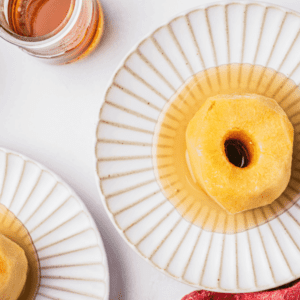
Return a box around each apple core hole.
[224,138,250,168]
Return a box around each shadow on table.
[100,222,126,300]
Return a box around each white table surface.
[1,0,300,299]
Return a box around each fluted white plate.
[96,1,300,293]
[0,148,109,300]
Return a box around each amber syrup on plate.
[153,64,300,234]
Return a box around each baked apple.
[0,234,28,300]
[186,94,294,214]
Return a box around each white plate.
[95,1,300,293]
[0,148,109,300]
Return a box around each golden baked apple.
[186,94,294,214]
[0,234,28,300]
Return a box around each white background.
[0,0,300,299]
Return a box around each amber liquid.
[153,64,300,234]
[7,0,104,63]
[8,0,74,37]
[0,204,40,299]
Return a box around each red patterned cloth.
[181,279,300,300]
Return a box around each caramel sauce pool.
[0,204,40,299]
[153,64,300,234]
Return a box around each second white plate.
[0,148,109,300]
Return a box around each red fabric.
[181,279,300,300]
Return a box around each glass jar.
[0,0,104,64]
